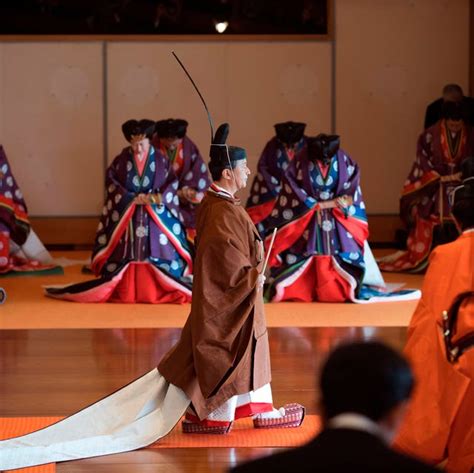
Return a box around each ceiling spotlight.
[214,21,229,34]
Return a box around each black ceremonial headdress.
[171,52,247,173]
[122,119,155,144]
[274,121,306,146]
[155,118,188,139]
[307,133,340,163]
[209,123,247,176]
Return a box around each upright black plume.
[213,123,229,145]
[172,52,214,142]
[172,52,246,169]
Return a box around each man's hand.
[257,274,266,290]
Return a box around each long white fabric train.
[0,368,190,471]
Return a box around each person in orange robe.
[394,157,474,472]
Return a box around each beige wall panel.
[107,42,228,164]
[0,42,103,216]
[107,42,332,202]
[227,42,332,202]
[336,0,469,214]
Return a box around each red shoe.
[253,403,305,429]
[182,420,233,434]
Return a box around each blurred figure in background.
[380,103,474,273]
[424,83,474,129]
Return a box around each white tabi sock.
[252,407,286,420]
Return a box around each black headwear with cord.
[171,52,247,180]
[451,156,474,230]
[209,123,247,179]
[122,119,155,143]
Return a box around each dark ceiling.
[0,0,328,35]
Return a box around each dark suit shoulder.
[230,429,439,473]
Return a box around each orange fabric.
[0,416,59,473]
[394,232,474,472]
[0,415,321,450]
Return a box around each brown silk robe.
[158,191,271,420]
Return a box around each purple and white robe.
[246,136,306,225]
[155,136,210,234]
[262,148,417,303]
[45,146,192,303]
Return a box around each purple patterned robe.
[0,145,30,246]
[156,136,210,230]
[379,121,474,273]
[45,145,193,303]
[92,145,192,279]
[246,136,306,224]
[262,147,370,301]
[400,122,474,228]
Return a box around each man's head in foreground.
[320,341,414,443]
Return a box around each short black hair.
[442,83,463,96]
[209,160,240,181]
[320,341,414,422]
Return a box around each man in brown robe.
[159,123,305,433]
[0,124,305,472]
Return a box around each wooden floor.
[1,326,408,472]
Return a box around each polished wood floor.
[0,327,407,472]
